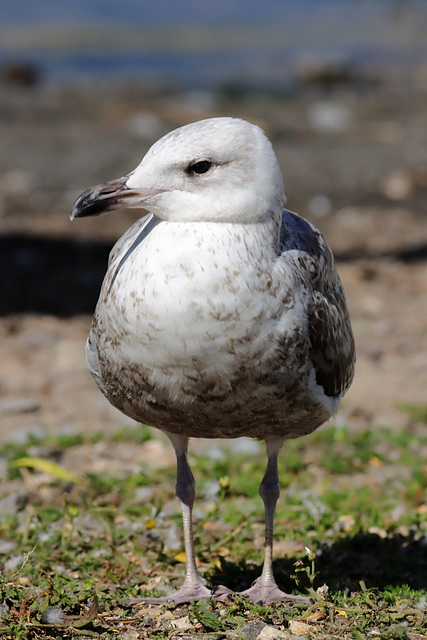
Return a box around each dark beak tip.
[70,177,130,220]
[70,187,109,220]
[70,195,84,220]
[70,200,81,221]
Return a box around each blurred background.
[0,0,426,444]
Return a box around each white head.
[71,117,286,224]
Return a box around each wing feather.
[280,210,355,398]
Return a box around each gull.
[71,117,355,606]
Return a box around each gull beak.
[71,176,163,220]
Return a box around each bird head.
[71,117,285,224]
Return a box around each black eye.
[187,160,212,175]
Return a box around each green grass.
[0,419,426,638]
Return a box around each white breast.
[93,219,298,394]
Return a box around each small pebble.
[307,101,352,133]
[12,424,46,443]
[0,492,28,517]
[381,170,412,200]
[40,606,64,625]
[125,113,163,139]
[288,620,319,635]
[241,620,267,639]
[0,397,40,416]
[0,539,17,554]
[257,624,288,639]
[170,615,196,630]
[4,554,26,572]
[0,601,10,616]
[309,195,331,218]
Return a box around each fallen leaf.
[169,551,200,566]
[11,457,82,484]
[306,610,325,621]
[172,551,187,563]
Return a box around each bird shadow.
[0,232,110,316]
[3,231,427,316]
[207,531,427,594]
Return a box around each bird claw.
[213,585,236,603]
[214,580,313,606]
[130,581,212,606]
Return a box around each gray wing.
[280,209,355,398]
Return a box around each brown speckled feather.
[280,210,355,399]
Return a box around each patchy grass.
[0,418,426,638]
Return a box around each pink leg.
[216,437,311,605]
[130,432,211,605]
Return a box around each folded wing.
[280,210,355,399]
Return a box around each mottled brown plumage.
[72,117,355,605]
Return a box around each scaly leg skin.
[215,437,312,606]
[130,433,211,606]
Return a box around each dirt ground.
[1,71,427,451]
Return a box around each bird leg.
[130,432,211,605]
[215,437,311,605]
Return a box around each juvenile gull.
[71,117,355,605]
